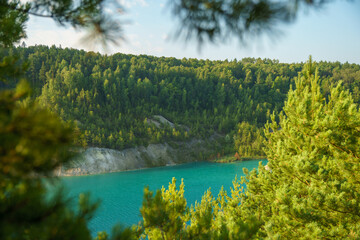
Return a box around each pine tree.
[241,57,360,239]
[140,178,260,240]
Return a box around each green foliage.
[0,80,74,178]
[0,80,98,239]
[140,177,261,240]
[141,178,188,239]
[0,54,28,83]
[241,57,360,238]
[0,0,29,47]
[234,122,265,158]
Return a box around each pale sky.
[24,0,360,64]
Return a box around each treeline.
[2,45,360,155]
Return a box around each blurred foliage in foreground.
[0,79,99,239]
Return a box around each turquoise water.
[60,160,263,235]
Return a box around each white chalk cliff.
[54,138,219,176]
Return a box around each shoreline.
[211,154,267,163]
[56,161,202,177]
[54,134,229,177]
[57,157,266,178]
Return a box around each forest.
[2,45,360,158]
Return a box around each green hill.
[2,46,360,157]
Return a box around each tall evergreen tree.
[241,57,360,239]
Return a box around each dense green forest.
[2,45,360,157]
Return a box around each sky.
[24,0,360,64]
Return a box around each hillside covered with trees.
[2,45,360,158]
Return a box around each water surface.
[60,160,263,235]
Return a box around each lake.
[59,160,264,235]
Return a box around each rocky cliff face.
[54,138,220,176]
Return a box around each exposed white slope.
[54,138,218,176]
